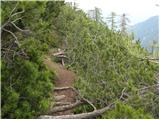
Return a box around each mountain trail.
[44,56,76,115]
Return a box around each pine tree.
[95,7,103,23]
[120,13,130,34]
[106,12,117,31]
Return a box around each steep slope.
[53,5,158,118]
[1,1,159,119]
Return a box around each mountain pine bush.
[54,5,158,118]
[1,1,158,119]
[1,1,64,118]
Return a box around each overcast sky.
[65,0,160,25]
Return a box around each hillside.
[1,1,159,119]
[129,16,159,50]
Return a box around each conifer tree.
[95,7,103,23]
[120,13,130,34]
[106,12,117,31]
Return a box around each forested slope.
[1,1,159,119]
[129,16,159,49]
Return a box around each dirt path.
[44,56,76,115]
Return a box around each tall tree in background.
[95,7,103,23]
[106,12,117,31]
[150,40,159,58]
[120,13,130,34]
[73,1,78,10]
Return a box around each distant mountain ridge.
[129,16,159,50]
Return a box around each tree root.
[47,100,83,114]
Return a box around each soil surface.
[44,56,76,115]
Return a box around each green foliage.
[1,1,158,119]
[1,56,54,118]
[54,5,158,118]
[43,1,65,21]
[1,1,59,118]
[103,102,153,119]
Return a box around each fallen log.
[39,103,114,119]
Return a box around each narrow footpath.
[44,56,76,116]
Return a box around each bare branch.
[11,9,25,17]
[148,60,159,64]
[12,17,24,23]
[39,103,115,119]
[11,22,30,33]
[119,88,126,100]
[1,21,10,29]
[53,49,65,56]
[138,84,159,91]
[1,48,15,52]
[10,2,19,16]
[2,28,20,47]
[140,57,159,64]
[56,54,68,59]
[81,97,97,111]
[136,84,159,97]
[1,2,24,30]
[141,58,159,60]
